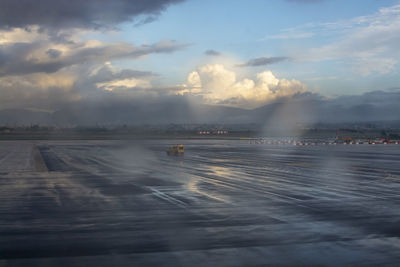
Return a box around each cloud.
[236,57,289,67]
[92,64,155,92]
[0,62,308,111]
[204,50,221,56]
[0,71,80,110]
[0,0,191,110]
[0,59,161,110]
[89,62,157,82]
[96,78,152,92]
[353,58,397,76]
[0,0,184,30]
[46,49,62,59]
[0,24,188,110]
[283,4,400,75]
[2,58,399,125]
[76,62,162,98]
[180,64,308,108]
[265,31,314,40]
[0,27,189,76]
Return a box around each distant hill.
[0,109,52,125]
[1,91,400,126]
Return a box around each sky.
[1,0,400,112]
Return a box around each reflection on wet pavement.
[1,140,400,266]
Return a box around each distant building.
[197,130,228,135]
[198,131,211,135]
[0,127,12,134]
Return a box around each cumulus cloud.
[180,64,308,108]
[0,0,184,30]
[236,56,289,67]
[0,58,162,110]
[0,71,80,110]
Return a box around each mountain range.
[1,91,399,127]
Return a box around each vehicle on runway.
[167,144,184,156]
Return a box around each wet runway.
[1,140,400,266]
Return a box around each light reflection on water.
[186,178,228,203]
[186,164,236,203]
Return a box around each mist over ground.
[1,90,399,126]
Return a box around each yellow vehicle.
[167,144,184,155]
[340,136,353,143]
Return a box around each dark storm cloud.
[0,0,184,29]
[236,57,289,67]
[0,42,62,76]
[0,40,189,76]
[204,50,221,56]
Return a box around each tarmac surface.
[0,140,400,266]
